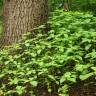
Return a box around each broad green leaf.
[30,80,38,87]
[80,73,94,80]
[16,86,24,95]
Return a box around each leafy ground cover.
[0,10,96,96]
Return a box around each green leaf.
[37,49,42,54]
[48,75,55,81]
[30,53,37,57]
[75,64,83,72]
[25,43,30,47]
[0,74,5,78]
[68,77,76,83]
[58,84,68,94]
[30,80,38,87]
[59,47,64,52]
[48,88,52,93]
[16,86,24,95]
[85,44,91,51]
[60,75,66,84]
[60,72,71,83]
[80,73,94,80]
[91,67,96,72]
[9,78,19,85]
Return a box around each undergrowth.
[0,10,96,96]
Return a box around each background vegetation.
[48,0,96,13]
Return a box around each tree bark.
[0,0,48,46]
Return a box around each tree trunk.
[0,0,48,46]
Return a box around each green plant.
[48,0,96,15]
[0,10,96,96]
[48,0,63,11]
[70,0,96,14]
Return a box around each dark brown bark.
[0,0,48,46]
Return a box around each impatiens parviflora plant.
[0,10,96,96]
